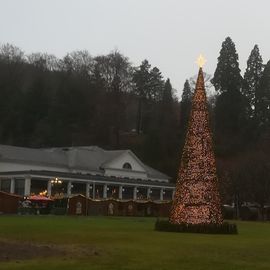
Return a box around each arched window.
[123,162,132,170]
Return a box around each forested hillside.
[0,37,270,208]
[0,44,180,180]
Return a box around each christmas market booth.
[0,191,22,214]
[18,195,54,215]
[66,194,172,217]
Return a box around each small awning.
[29,195,53,201]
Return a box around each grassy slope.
[0,216,270,270]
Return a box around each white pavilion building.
[0,145,175,201]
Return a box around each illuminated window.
[123,162,132,170]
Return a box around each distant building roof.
[0,145,170,180]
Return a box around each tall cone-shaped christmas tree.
[170,61,223,225]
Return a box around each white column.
[10,178,15,194]
[172,189,176,200]
[103,184,107,199]
[86,182,90,198]
[160,188,164,201]
[92,182,96,199]
[133,186,137,200]
[24,176,31,196]
[147,187,151,200]
[119,186,123,200]
[47,180,52,197]
[67,181,72,197]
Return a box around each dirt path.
[0,238,100,262]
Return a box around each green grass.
[0,215,270,270]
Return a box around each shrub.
[155,219,238,234]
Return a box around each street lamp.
[50,177,63,198]
[51,177,62,185]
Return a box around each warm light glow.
[170,68,223,225]
[51,177,62,185]
[39,190,47,196]
[196,54,206,68]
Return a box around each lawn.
[0,216,270,270]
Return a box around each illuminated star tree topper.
[196,54,206,68]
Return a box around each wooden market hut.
[67,194,88,215]
[66,195,172,217]
[0,191,22,214]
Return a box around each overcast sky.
[0,0,269,97]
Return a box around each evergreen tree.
[182,79,193,101]
[159,79,178,156]
[212,37,242,94]
[133,60,151,98]
[133,62,164,135]
[133,60,151,134]
[158,79,179,177]
[243,45,264,118]
[180,80,192,132]
[162,78,173,105]
[143,79,179,178]
[149,67,164,101]
[178,80,193,165]
[212,37,245,152]
[256,60,270,129]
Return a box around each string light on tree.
[170,56,223,225]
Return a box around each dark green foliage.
[212,37,246,154]
[163,79,173,104]
[239,206,259,221]
[133,60,151,99]
[256,60,270,130]
[212,37,242,93]
[215,90,245,133]
[180,80,192,133]
[177,80,192,163]
[139,78,180,180]
[132,60,151,134]
[1,38,270,212]
[133,60,165,135]
[131,61,181,179]
[207,38,270,217]
[243,152,270,216]
[243,45,264,118]
[149,67,164,101]
[155,219,238,234]
[181,79,193,101]
[222,205,235,220]
[156,79,179,179]
[0,43,182,179]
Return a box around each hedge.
[155,219,238,234]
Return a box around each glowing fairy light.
[170,66,223,225]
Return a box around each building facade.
[0,145,175,201]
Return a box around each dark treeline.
[0,44,180,181]
[1,37,270,213]
[212,37,270,216]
